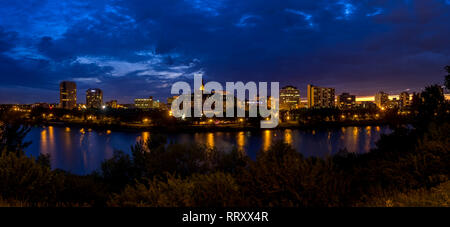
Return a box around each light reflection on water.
[26,125,390,175]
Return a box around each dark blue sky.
[0,0,449,104]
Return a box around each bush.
[54,171,109,207]
[237,141,351,207]
[363,180,450,207]
[108,172,242,207]
[101,133,249,192]
[0,152,60,205]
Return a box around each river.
[24,125,390,175]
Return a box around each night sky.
[0,0,449,104]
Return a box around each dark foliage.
[0,122,31,155]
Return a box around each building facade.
[59,81,77,109]
[280,85,300,110]
[106,100,118,109]
[387,98,400,109]
[167,96,179,107]
[86,88,103,109]
[135,96,160,109]
[336,93,356,109]
[307,84,335,108]
[358,101,377,109]
[399,92,410,109]
[375,91,389,109]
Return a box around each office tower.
[280,85,300,110]
[337,93,356,109]
[60,81,77,109]
[375,91,389,108]
[307,84,335,108]
[86,88,103,109]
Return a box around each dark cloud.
[0,27,18,53]
[0,0,450,103]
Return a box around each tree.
[0,151,58,205]
[410,85,445,129]
[0,122,31,155]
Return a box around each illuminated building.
[298,99,308,108]
[153,99,161,109]
[167,96,179,106]
[59,81,77,109]
[280,85,300,110]
[86,88,103,109]
[374,91,389,108]
[337,93,356,109]
[387,98,400,109]
[121,104,135,109]
[135,97,153,109]
[32,103,50,109]
[307,84,335,108]
[135,96,160,109]
[244,95,274,111]
[399,92,411,109]
[106,100,118,109]
[357,101,377,109]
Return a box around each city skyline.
[0,79,428,105]
[1,0,450,103]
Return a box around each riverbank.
[24,118,402,133]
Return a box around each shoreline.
[24,119,401,133]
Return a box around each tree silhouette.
[0,122,31,155]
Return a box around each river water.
[24,125,390,175]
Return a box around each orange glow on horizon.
[356,95,401,102]
[356,96,374,102]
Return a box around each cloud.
[0,27,18,53]
[284,9,315,28]
[0,0,450,103]
[235,14,261,28]
[366,8,383,17]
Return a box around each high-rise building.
[337,93,356,109]
[59,81,77,109]
[387,98,400,109]
[280,85,300,110]
[307,84,335,108]
[86,88,103,109]
[399,92,410,109]
[375,91,389,109]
